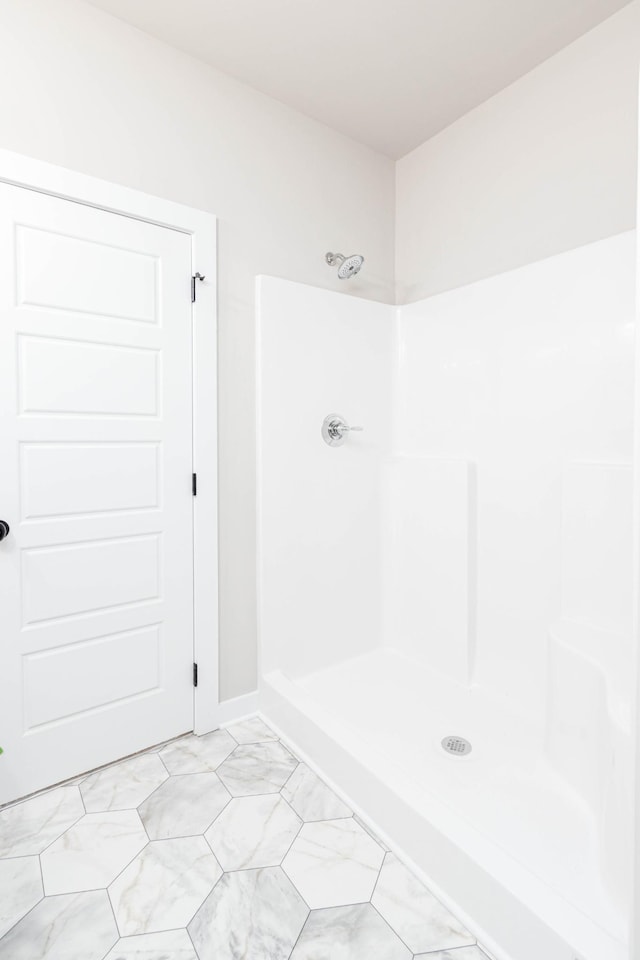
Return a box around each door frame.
[0,147,219,737]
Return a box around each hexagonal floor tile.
[103,928,199,960]
[226,717,278,744]
[205,794,301,870]
[371,853,474,954]
[282,818,384,909]
[108,837,221,936]
[0,890,117,960]
[0,785,84,858]
[159,731,236,775]
[80,754,168,813]
[188,866,308,960]
[0,856,43,938]
[216,741,298,796]
[290,903,411,960]
[138,772,231,840]
[282,763,352,822]
[41,811,148,895]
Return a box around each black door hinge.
[191,272,205,302]
[192,473,197,496]
[193,662,198,687]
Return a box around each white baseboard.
[216,689,260,727]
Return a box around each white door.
[0,183,195,804]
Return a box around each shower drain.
[441,736,472,756]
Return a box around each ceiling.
[85,0,632,158]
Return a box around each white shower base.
[262,648,627,960]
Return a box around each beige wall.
[0,0,396,699]
[396,2,639,303]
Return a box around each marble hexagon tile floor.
[0,716,491,960]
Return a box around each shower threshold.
[261,647,627,960]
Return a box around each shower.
[325,251,364,279]
[257,232,636,960]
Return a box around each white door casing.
[0,156,218,805]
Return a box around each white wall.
[0,0,636,704]
[0,0,396,699]
[396,2,640,303]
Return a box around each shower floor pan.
[262,647,627,960]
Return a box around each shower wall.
[256,276,392,679]
[259,232,636,721]
[391,231,636,724]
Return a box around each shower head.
[325,251,364,279]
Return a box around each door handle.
[0,520,10,542]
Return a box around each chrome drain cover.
[441,736,472,756]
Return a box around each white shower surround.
[256,230,636,960]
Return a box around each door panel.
[20,442,160,519]
[23,624,161,729]
[18,336,160,416]
[17,224,159,323]
[0,183,195,804]
[21,534,161,625]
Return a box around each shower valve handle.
[322,414,364,447]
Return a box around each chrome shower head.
[325,251,364,279]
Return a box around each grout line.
[37,880,144,896]
[368,849,387,905]
[190,859,298,877]
[369,897,416,956]
[155,763,232,778]
[34,837,151,900]
[278,755,303,793]
[225,727,241,746]
[413,944,484,956]
[278,791,303,822]
[97,836,159,920]
[156,752,172,776]
[279,865,312,912]
[36,852,45,899]
[156,769,229,780]
[202,832,218,860]
[181,865,224,931]
[0,892,46,945]
[36,809,86,861]
[284,902,310,960]
[277,811,305,868]
[138,810,152,844]
[105,924,192,940]
[101,892,120,960]
[106,885,122,938]
[135,775,171,814]
[186,922,204,960]
[189,792,233,840]
[0,851,52,862]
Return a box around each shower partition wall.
[256,230,637,960]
